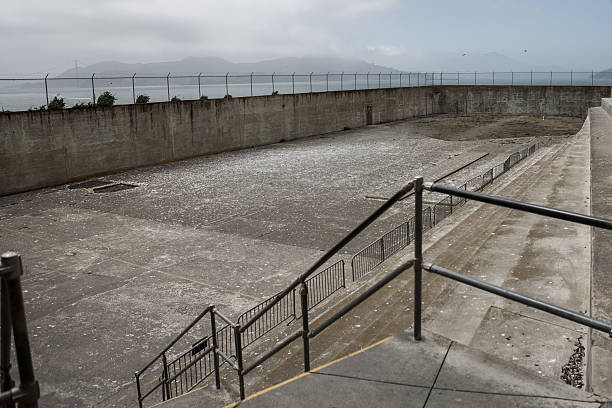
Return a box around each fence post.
[408,72,411,87]
[550,71,552,86]
[299,282,310,372]
[440,71,442,86]
[390,72,392,88]
[325,72,328,92]
[414,178,423,341]
[166,73,171,101]
[311,72,314,93]
[234,325,245,400]
[340,71,343,91]
[161,353,170,400]
[474,71,476,86]
[271,72,275,94]
[225,72,229,96]
[570,71,573,86]
[366,72,369,89]
[378,72,381,89]
[354,72,357,90]
[198,73,202,98]
[210,309,221,390]
[530,71,533,86]
[132,73,136,104]
[493,71,495,85]
[250,72,253,96]
[592,71,594,86]
[43,74,49,106]
[292,72,295,95]
[511,71,514,86]
[91,73,96,104]
[457,72,459,85]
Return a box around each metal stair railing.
[411,178,612,340]
[0,252,39,408]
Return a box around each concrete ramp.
[227,330,607,408]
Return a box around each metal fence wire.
[2,70,611,111]
[305,260,346,310]
[351,141,541,281]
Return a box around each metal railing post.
[198,73,202,98]
[592,71,594,86]
[210,309,221,389]
[414,178,423,341]
[299,282,310,372]
[550,71,552,86]
[44,74,49,106]
[366,72,369,89]
[511,71,514,86]
[408,72,411,87]
[250,72,253,96]
[474,71,476,86]
[225,72,229,96]
[161,353,170,400]
[91,73,96,104]
[234,325,245,400]
[271,72,275,94]
[440,71,442,86]
[390,72,392,88]
[166,73,171,101]
[530,71,533,86]
[399,72,402,88]
[340,71,343,91]
[378,72,381,89]
[292,72,295,95]
[354,72,357,90]
[1,277,14,404]
[570,71,573,86]
[493,71,495,85]
[457,72,460,85]
[132,73,136,104]
[325,72,328,92]
[1,252,39,407]
[310,72,314,93]
[135,372,143,408]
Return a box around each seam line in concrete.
[310,371,431,390]
[423,340,453,407]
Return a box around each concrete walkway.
[228,330,607,408]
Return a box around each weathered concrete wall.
[438,86,610,117]
[1,86,609,195]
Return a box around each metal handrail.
[423,263,612,335]
[413,177,612,340]
[240,181,415,332]
[424,182,612,230]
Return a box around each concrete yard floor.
[0,114,582,407]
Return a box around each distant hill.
[60,56,400,76]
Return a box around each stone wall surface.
[0,86,609,195]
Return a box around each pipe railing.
[413,177,612,340]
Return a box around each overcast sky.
[2,0,611,74]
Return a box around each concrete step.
[230,329,608,408]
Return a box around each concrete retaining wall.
[1,86,609,195]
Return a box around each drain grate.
[68,180,111,190]
[93,183,138,193]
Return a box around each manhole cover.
[93,183,138,193]
[68,180,111,189]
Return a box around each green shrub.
[71,102,95,110]
[271,90,279,95]
[170,96,181,102]
[224,94,232,99]
[97,91,117,107]
[48,96,65,110]
[136,95,150,104]
[199,95,208,100]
